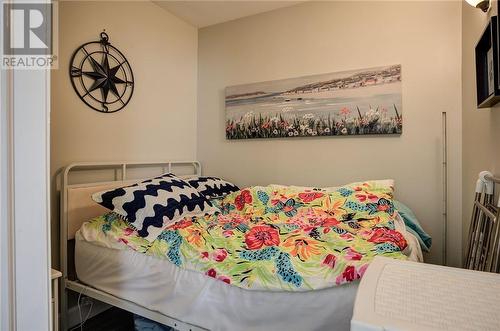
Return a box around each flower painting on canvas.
[225,65,402,139]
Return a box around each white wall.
[462,1,500,250]
[51,1,198,266]
[198,1,462,265]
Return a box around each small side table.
[51,269,62,331]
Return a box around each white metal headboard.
[59,161,201,276]
[58,161,202,331]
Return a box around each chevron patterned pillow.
[187,176,240,199]
[92,173,218,242]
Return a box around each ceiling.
[154,1,305,28]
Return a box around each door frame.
[0,1,52,329]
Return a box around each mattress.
[75,214,422,331]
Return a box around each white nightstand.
[51,269,62,331]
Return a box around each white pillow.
[270,179,394,193]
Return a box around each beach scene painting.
[225,64,402,139]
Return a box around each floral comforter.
[82,181,409,291]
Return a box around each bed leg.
[60,280,68,331]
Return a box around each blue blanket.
[394,200,432,252]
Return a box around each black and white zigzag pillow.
[92,173,218,242]
[187,176,240,199]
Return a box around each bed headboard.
[60,161,201,280]
[66,180,139,240]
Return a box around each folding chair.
[464,171,500,273]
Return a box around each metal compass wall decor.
[69,32,134,113]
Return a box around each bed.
[59,161,423,331]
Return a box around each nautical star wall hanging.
[69,31,134,113]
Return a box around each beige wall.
[198,1,463,265]
[50,1,198,266]
[462,2,500,251]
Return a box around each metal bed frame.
[59,161,206,331]
[464,171,500,273]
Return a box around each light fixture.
[465,0,491,12]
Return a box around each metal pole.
[465,191,482,268]
[442,112,447,266]
[485,174,500,184]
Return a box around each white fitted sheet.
[74,214,422,331]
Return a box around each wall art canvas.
[225,64,402,139]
